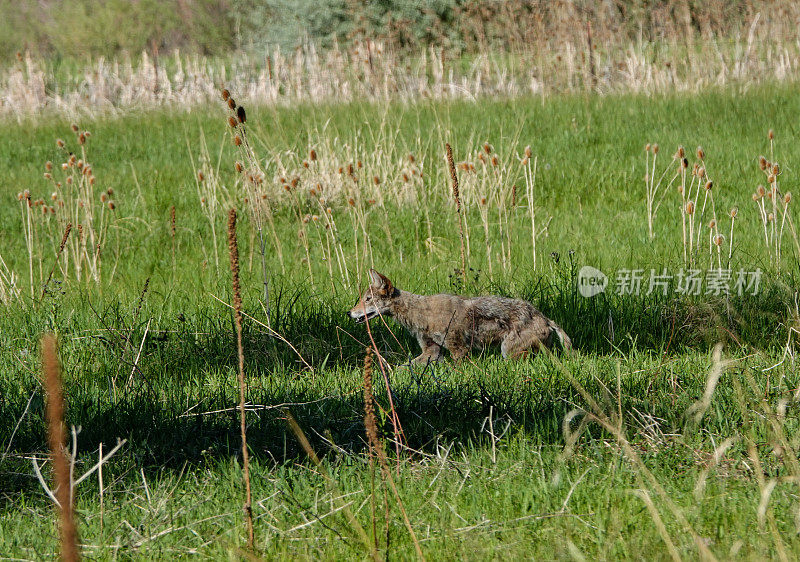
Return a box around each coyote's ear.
[368,269,393,293]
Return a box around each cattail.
[42,334,80,562]
[228,116,237,128]
[759,156,768,171]
[696,146,705,160]
[221,88,230,101]
[227,97,236,110]
[685,201,695,215]
[237,106,246,124]
[768,129,774,140]
[652,144,659,154]
[704,181,713,190]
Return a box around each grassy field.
[2,84,800,559]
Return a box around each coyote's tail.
[552,322,573,352]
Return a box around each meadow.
[1,82,800,559]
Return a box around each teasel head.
[768,212,774,222]
[408,153,415,163]
[768,129,774,140]
[51,192,58,201]
[71,123,79,133]
[784,192,792,205]
[714,235,724,246]
[757,184,766,197]
[302,160,309,168]
[709,219,716,229]
[108,201,116,210]
[44,172,52,180]
[759,156,767,170]
[704,181,713,191]
[685,201,695,215]
[483,142,491,154]
[652,143,659,154]
[303,214,310,224]
[234,136,242,146]
[197,171,204,182]
[347,162,354,175]
[45,161,52,171]
[221,88,230,101]
[291,177,299,188]
[768,174,775,184]
[766,189,773,200]
[676,145,685,158]
[752,193,759,201]
[729,207,738,218]
[402,172,409,182]
[772,163,780,175]
[491,155,499,167]
[107,188,113,195]
[677,185,684,195]
[309,148,317,161]
[227,97,236,110]
[235,161,244,173]
[524,145,532,158]
[645,143,651,152]
[696,146,704,160]
[521,157,528,166]
[56,138,65,148]
[78,133,86,145]
[697,167,705,179]
[62,163,68,171]
[681,157,689,169]
[326,207,332,214]
[480,197,487,206]
[357,160,363,169]
[348,197,355,207]
[237,105,246,124]
[373,175,380,185]
[100,193,107,203]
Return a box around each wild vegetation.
[1,82,799,558]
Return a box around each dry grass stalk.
[42,334,79,562]
[41,222,72,299]
[446,143,467,285]
[227,208,254,549]
[285,411,379,561]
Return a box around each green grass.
[2,84,800,559]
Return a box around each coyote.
[348,269,572,364]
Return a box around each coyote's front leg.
[412,337,443,365]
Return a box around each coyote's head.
[348,269,397,323]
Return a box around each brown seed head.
[221,88,230,101]
[373,175,380,185]
[704,181,713,190]
[759,156,767,171]
[234,136,242,146]
[309,149,317,161]
[491,156,499,167]
[768,212,774,222]
[237,106,246,124]
[685,201,695,215]
[772,163,780,175]
[78,133,86,145]
[525,146,532,158]
[45,161,53,171]
[197,171,204,182]
[652,144,659,154]
[681,158,689,169]
[714,235,724,246]
[757,185,766,197]
[108,201,115,210]
[696,146,704,160]
[645,143,651,152]
[56,139,65,148]
[730,207,738,218]
[483,142,491,154]
[227,97,236,110]
[784,192,792,205]
[71,123,79,132]
[235,162,244,173]
[768,129,774,140]
[228,116,237,128]
[677,145,685,158]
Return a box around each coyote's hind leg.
[501,329,545,359]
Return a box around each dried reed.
[446,143,467,285]
[227,208,254,549]
[42,334,79,562]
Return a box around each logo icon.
[578,266,608,297]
